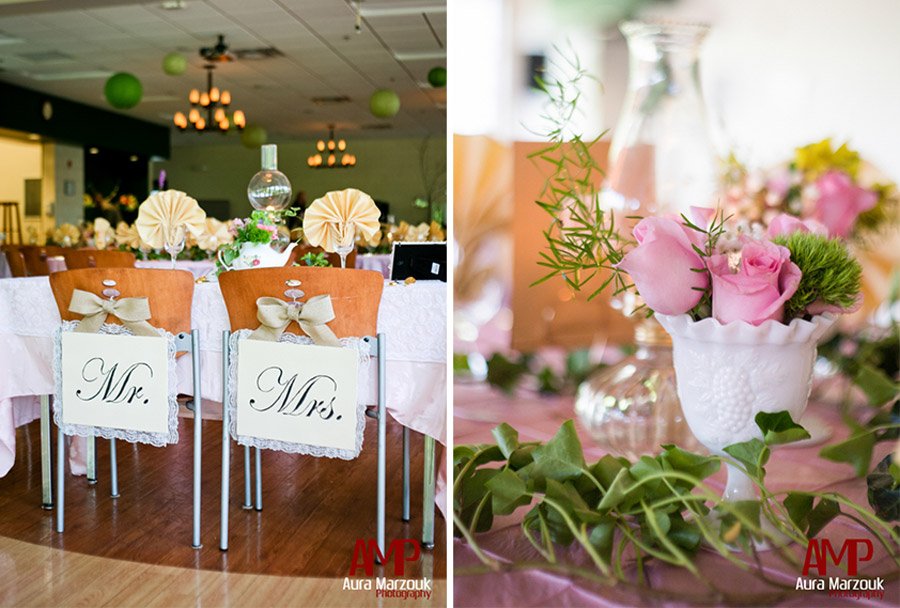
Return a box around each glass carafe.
[576,20,718,457]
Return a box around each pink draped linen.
[453,382,898,607]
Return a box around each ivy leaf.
[661,444,721,482]
[588,517,616,563]
[486,353,529,394]
[754,411,811,446]
[591,454,629,489]
[486,468,530,515]
[783,492,815,532]
[806,497,840,538]
[491,423,519,458]
[598,467,640,511]
[669,516,702,551]
[509,444,537,470]
[867,454,900,521]
[531,420,586,484]
[453,445,476,467]
[819,432,875,477]
[853,363,899,406]
[459,468,500,510]
[629,456,666,498]
[723,438,770,479]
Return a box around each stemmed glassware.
[334,221,356,269]
[164,225,186,269]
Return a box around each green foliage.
[867,454,900,521]
[454,413,900,601]
[772,232,862,319]
[299,252,331,267]
[529,47,629,301]
[818,323,899,406]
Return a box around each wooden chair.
[62,249,136,270]
[47,268,203,548]
[20,245,68,276]
[286,244,356,270]
[218,267,407,555]
[1,245,27,277]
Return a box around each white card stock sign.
[235,339,361,457]
[60,332,170,436]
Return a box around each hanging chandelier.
[307,125,357,169]
[173,36,246,133]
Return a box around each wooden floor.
[0,535,446,607]
[0,415,445,603]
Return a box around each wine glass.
[335,221,356,269]
[164,225,186,269]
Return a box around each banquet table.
[453,381,898,607]
[38,254,394,279]
[0,276,447,480]
[356,253,393,278]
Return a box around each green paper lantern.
[104,72,143,109]
[241,125,268,149]
[369,89,400,118]
[427,66,446,88]
[162,52,187,76]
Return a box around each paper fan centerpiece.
[303,188,380,253]
[135,190,207,249]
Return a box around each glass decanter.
[247,144,292,211]
[575,20,718,457]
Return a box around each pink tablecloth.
[453,382,898,607]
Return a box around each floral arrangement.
[617,208,862,325]
[722,138,897,240]
[356,220,446,253]
[215,209,293,274]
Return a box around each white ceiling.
[0,0,446,146]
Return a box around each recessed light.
[129,155,139,162]
[160,0,186,10]
[27,133,40,141]
[89,147,99,154]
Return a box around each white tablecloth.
[44,257,216,280]
[0,277,447,477]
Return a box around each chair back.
[49,268,194,336]
[287,244,356,270]
[218,267,383,338]
[63,249,136,270]
[20,245,68,276]
[1,245,26,277]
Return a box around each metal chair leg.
[422,435,436,549]
[191,329,202,549]
[40,395,53,509]
[86,434,97,485]
[402,425,410,522]
[110,439,119,498]
[376,333,387,561]
[220,330,231,551]
[55,428,64,533]
[254,447,262,511]
[243,445,252,509]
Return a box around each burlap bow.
[68,289,157,337]
[249,295,341,346]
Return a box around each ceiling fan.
[199,34,283,63]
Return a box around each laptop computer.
[389,242,447,282]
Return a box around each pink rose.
[811,171,877,237]
[709,239,801,325]
[766,167,793,200]
[617,217,708,315]
[766,213,828,238]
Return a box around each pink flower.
[766,213,828,238]
[709,239,801,325]
[810,171,877,237]
[252,258,261,266]
[617,217,708,315]
[766,167,793,199]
